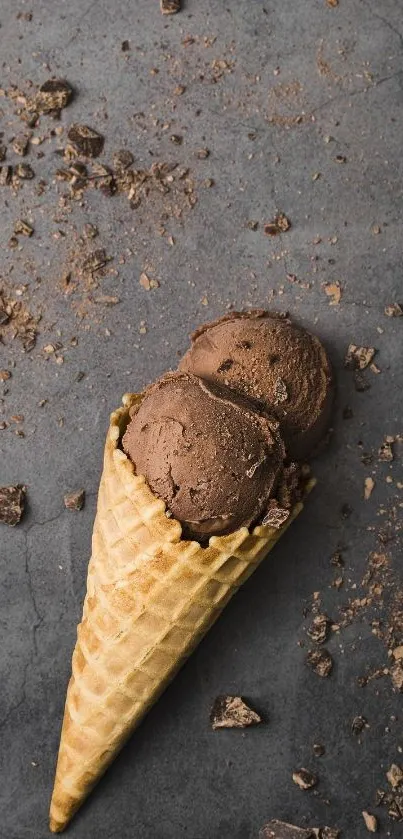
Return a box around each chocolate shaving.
[261,506,290,529]
[67,124,104,158]
[64,489,85,511]
[259,822,314,839]
[210,695,262,729]
[0,485,26,526]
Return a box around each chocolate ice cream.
[179,311,333,460]
[122,372,285,541]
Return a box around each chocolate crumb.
[362,811,377,832]
[306,648,333,677]
[160,0,181,13]
[307,614,331,644]
[390,662,403,692]
[64,489,85,511]
[0,485,26,526]
[387,764,403,788]
[384,303,402,317]
[351,715,368,734]
[210,695,262,729]
[364,477,375,500]
[121,40,130,51]
[264,213,291,236]
[354,371,371,392]
[67,124,104,158]
[292,768,318,790]
[378,439,394,462]
[313,743,325,757]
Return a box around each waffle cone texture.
[49,393,314,833]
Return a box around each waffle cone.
[49,393,314,833]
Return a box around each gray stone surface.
[1,0,403,837]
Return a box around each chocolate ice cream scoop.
[122,372,285,541]
[179,311,334,460]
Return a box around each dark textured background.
[1,1,403,837]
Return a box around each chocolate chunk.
[306,648,333,677]
[160,0,181,14]
[113,149,134,172]
[15,163,35,179]
[344,344,376,371]
[35,79,73,113]
[313,743,325,756]
[307,614,330,644]
[12,134,30,156]
[67,124,104,158]
[82,249,108,273]
[14,219,34,237]
[210,695,262,729]
[0,165,13,185]
[292,768,318,790]
[0,485,26,526]
[259,821,314,839]
[64,489,85,511]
